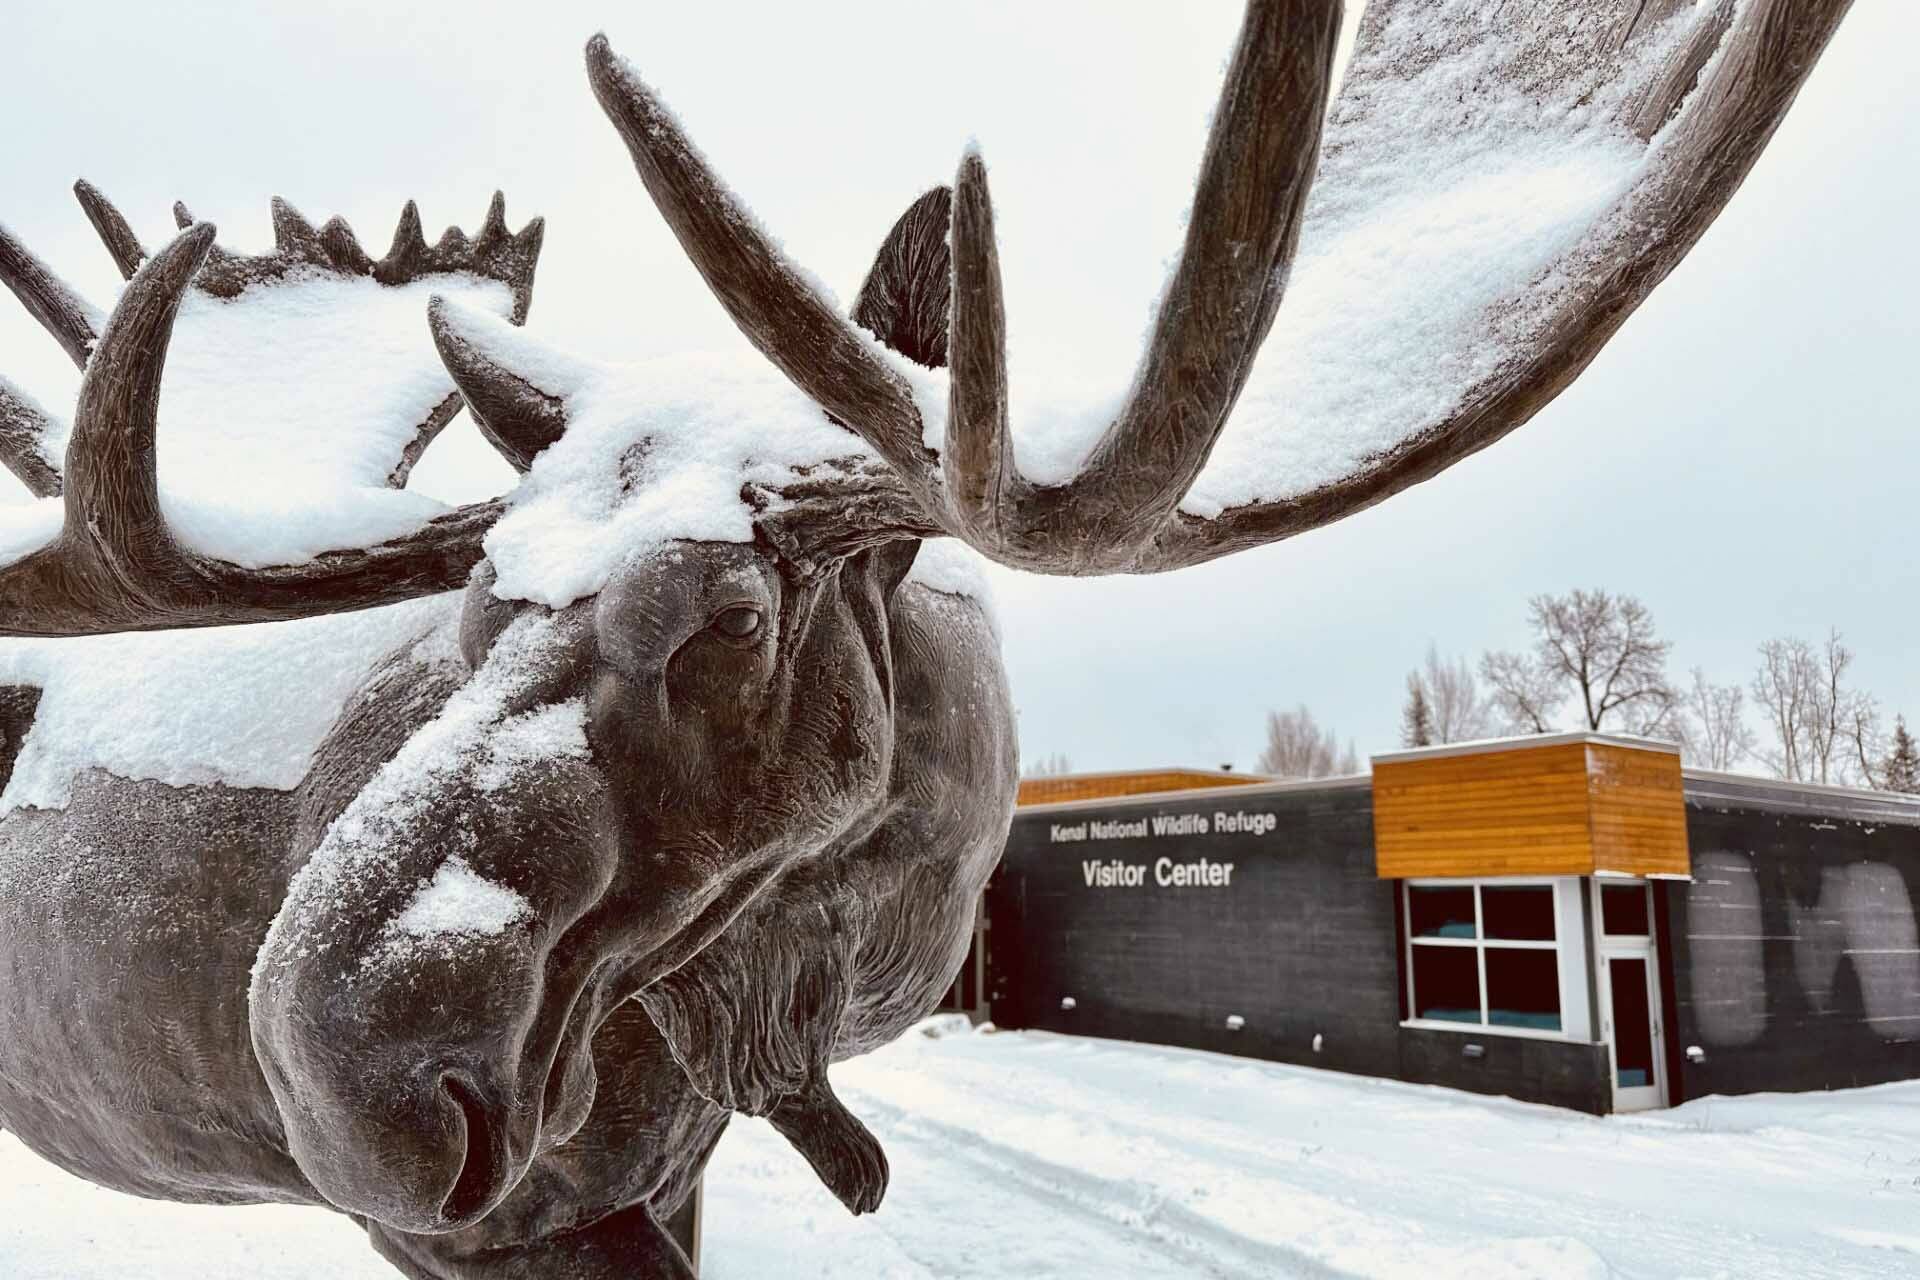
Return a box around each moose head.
[0,0,1853,1254]
[247,533,927,1230]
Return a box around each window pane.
[1485,947,1562,1031]
[1601,883,1651,937]
[1412,945,1481,1023]
[1609,957,1655,1088]
[1481,886,1555,941]
[1408,885,1477,939]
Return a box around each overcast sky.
[3,1,1915,773]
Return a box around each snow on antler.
[433,299,904,609]
[1177,0,1740,516]
[80,189,541,556]
[0,0,1855,627]
[0,190,553,637]
[587,0,1848,575]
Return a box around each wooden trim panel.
[1587,743,1690,877]
[1016,769,1267,808]
[1373,738,1687,879]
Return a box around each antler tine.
[270,196,327,263]
[0,376,64,499]
[62,222,216,573]
[942,153,1012,546]
[73,180,147,280]
[377,199,430,283]
[318,215,374,274]
[477,191,510,250]
[1070,0,1334,522]
[583,34,938,503]
[0,219,101,370]
[0,222,500,638]
[944,0,1340,572]
[428,295,568,472]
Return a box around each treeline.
[1275,589,1920,792]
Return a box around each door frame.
[1591,878,1669,1111]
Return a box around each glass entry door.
[1600,951,1665,1111]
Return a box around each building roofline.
[1014,772,1373,816]
[1021,765,1265,785]
[1681,766,1920,808]
[1370,730,1680,767]
[1010,753,1920,821]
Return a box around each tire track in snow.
[851,1091,1353,1280]
[837,1035,1899,1280]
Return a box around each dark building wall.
[1398,1028,1611,1115]
[991,771,1920,1115]
[989,784,1615,1109]
[1670,776,1920,1099]
[988,783,1404,1080]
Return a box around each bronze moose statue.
[0,2,1853,1275]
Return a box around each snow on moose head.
[247,528,926,1229]
[0,0,1856,1270]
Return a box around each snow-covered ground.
[4,1025,1917,1278]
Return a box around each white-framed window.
[1597,878,1654,939]
[1402,880,1567,1037]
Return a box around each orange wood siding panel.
[1373,740,1688,879]
[1016,770,1266,808]
[1373,742,1595,878]
[1585,743,1691,877]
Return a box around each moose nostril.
[438,1073,501,1226]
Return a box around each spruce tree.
[1883,717,1920,794]
[1402,674,1435,748]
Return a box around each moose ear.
[428,296,590,473]
[850,187,951,371]
[859,538,922,603]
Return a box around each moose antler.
[0,1,1857,635]
[0,186,549,636]
[0,226,507,636]
[65,184,545,488]
[588,0,1853,574]
[0,377,63,500]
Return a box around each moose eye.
[712,605,763,641]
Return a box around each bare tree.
[1481,590,1675,737]
[1258,706,1357,779]
[1825,634,1883,788]
[1022,752,1074,778]
[1844,698,1885,789]
[1838,672,1884,791]
[1541,591,1676,733]
[1752,630,1880,786]
[1752,636,1814,780]
[1803,630,1849,783]
[1418,644,1492,743]
[1480,650,1562,734]
[1676,668,1756,771]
